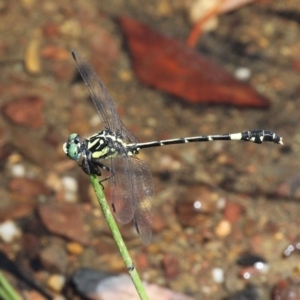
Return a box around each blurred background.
[0,0,300,299]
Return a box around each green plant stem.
[0,271,20,300]
[89,174,149,300]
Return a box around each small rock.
[45,172,62,193]
[214,219,231,238]
[0,144,14,169]
[283,240,300,257]
[271,278,300,300]
[0,220,21,243]
[72,268,113,296]
[135,252,149,270]
[41,45,69,60]
[89,28,120,81]
[176,185,219,227]
[59,19,82,38]
[225,284,260,300]
[50,60,75,81]
[72,268,195,300]
[61,176,78,202]
[237,253,267,267]
[43,22,60,38]
[151,212,167,233]
[38,202,89,244]
[10,130,56,168]
[161,254,179,279]
[10,164,26,177]
[235,67,251,81]
[2,96,45,128]
[238,266,261,280]
[39,242,68,273]
[66,242,84,255]
[20,0,36,10]
[24,30,42,74]
[212,267,224,283]
[223,201,244,224]
[21,233,40,260]
[47,274,66,293]
[23,290,50,300]
[9,177,51,198]
[0,200,34,222]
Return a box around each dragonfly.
[63,50,283,245]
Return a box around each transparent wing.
[72,50,138,144]
[131,157,154,245]
[109,157,136,224]
[110,156,154,245]
[72,50,153,244]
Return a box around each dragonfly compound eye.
[63,133,81,160]
[67,143,80,160]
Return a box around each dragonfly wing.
[110,157,136,224]
[72,51,138,144]
[131,157,154,245]
[110,156,154,245]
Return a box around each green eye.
[63,133,81,160]
[69,133,79,142]
[68,143,79,160]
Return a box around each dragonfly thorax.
[63,129,139,163]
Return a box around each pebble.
[237,253,267,267]
[188,0,219,31]
[238,266,261,280]
[2,96,45,128]
[61,176,78,202]
[59,19,82,38]
[72,270,195,300]
[40,242,68,273]
[161,254,179,279]
[45,172,62,193]
[214,220,232,238]
[235,67,251,81]
[223,201,244,224]
[10,163,26,177]
[24,30,41,74]
[151,211,167,232]
[283,240,300,257]
[135,252,149,270]
[212,267,224,283]
[271,278,300,300]
[43,22,60,38]
[41,45,69,60]
[24,290,50,300]
[66,242,84,255]
[20,0,36,9]
[38,202,89,244]
[226,284,260,300]
[0,220,21,243]
[47,274,66,293]
[9,177,51,198]
[175,185,219,227]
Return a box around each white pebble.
[47,274,66,292]
[90,114,101,127]
[61,176,78,202]
[62,176,77,192]
[0,220,21,243]
[234,67,251,81]
[10,164,26,177]
[212,267,224,283]
[254,261,269,273]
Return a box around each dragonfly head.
[63,133,82,161]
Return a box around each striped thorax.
[63,129,138,163]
